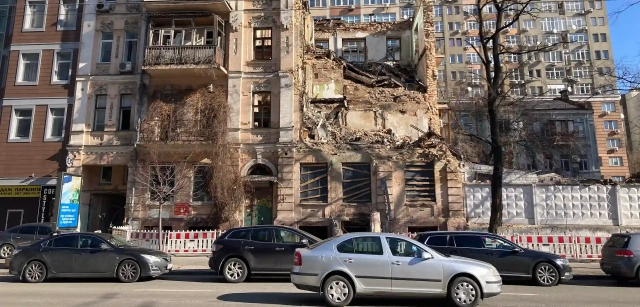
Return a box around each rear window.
[606,236,630,248]
[452,235,485,248]
[308,236,339,249]
[426,235,448,247]
[224,229,250,240]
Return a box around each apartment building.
[620,90,639,176]
[0,0,81,230]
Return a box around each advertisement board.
[56,173,82,229]
[0,186,41,197]
[38,186,56,223]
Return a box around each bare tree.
[439,1,586,233]
[135,86,248,250]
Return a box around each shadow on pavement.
[217,292,445,306]
[0,275,155,284]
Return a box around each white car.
[290,232,502,307]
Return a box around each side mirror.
[421,252,434,260]
[99,243,111,250]
[512,247,523,253]
[301,239,309,246]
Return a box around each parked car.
[9,232,172,283]
[600,233,640,282]
[0,223,54,259]
[209,225,321,283]
[291,232,502,307]
[413,231,572,287]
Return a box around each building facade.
[0,0,81,229]
[620,90,640,176]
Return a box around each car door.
[385,236,444,293]
[479,235,531,276]
[335,236,392,291]
[272,228,308,270]
[41,234,78,274]
[243,228,278,271]
[74,235,119,275]
[13,225,38,245]
[34,225,53,242]
[450,234,487,260]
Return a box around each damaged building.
[286,3,464,236]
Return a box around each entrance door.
[245,185,273,226]
[89,194,126,232]
[5,210,23,230]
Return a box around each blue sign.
[56,174,82,229]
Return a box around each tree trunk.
[158,202,164,251]
[487,99,504,234]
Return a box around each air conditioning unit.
[579,10,585,14]
[96,2,114,13]
[612,146,619,151]
[118,62,132,73]
[603,111,611,115]
[462,30,470,35]
[586,8,594,13]
[408,0,415,4]
[463,10,470,16]
[521,28,529,33]
[383,3,389,8]
[552,29,558,33]
[463,46,470,50]
[582,26,588,31]
[348,4,355,10]
[452,29,460,34]
[614,129,620,134]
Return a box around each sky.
[608,0,640,91]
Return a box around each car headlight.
[554,258,569,265]
[488,267,500,278]
[141,254,161,263]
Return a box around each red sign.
[174,203,191,216]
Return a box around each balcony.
[144,45,224,67]
[139,120,211,145]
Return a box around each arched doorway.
[244,163,277,226]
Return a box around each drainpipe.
[128,13,151,229]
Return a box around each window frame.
[252,91,272,128]
[123,31,138,64]
[609,157,623,167]
[118,94,133,130]
[51,49,73,84]
[99,32,114,63]
[336,236,385,256]
[192,165,212,202]
[16,50,42,85]
[57,0,78,31]
[604,120,619,131]
[8,106,35,142]
[299,163,329,204]
[23,0,47,32]
[253,27,273,61]
[100,166,113,184]
[44,105,67,142]
[93,94,107,131]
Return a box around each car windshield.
[104,235,133,248]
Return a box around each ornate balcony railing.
[139,120,212,144]
[143,45,225,68]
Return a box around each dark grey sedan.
[9,232,172,283]
[0,223,54,259]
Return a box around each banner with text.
[0,186,41,197]
[56,174,82,229]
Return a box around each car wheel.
[22,261,47,283]
[0,244,14,259]
[534,262,559,287]
[323,275,354,307]
[117,260,141,283]
[447,276,481,307]
[222,258,248,283]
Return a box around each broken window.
[192,165,212,202]
[253,92,271,128]
[315,40,329,49]
[342,39,365,62]
[300,164,328,203]
[253,28,272,60]
[342,163,371,204]
[405,164,436,202]
[386,38,400,61]
[149,165,175,202]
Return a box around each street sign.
[174,203,191,216]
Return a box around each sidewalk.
[0,256,609,279]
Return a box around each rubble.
[300,46,459,164]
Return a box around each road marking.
[501,293,538,296]
[135,289,218,292]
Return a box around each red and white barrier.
[165,230,224,254]
[574,236,609,259]
[517,235,574,259]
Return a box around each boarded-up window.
[342,163,371,203]
[404,163,436,202]
[300,164,328,203]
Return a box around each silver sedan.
[290,232,502,307]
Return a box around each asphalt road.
[0,275,637,307]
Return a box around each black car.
[9,232,172,283]
[0,223,54,259]
[414,231,573,287]
[209,225,321,283]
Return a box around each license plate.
[167,263,173,270]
